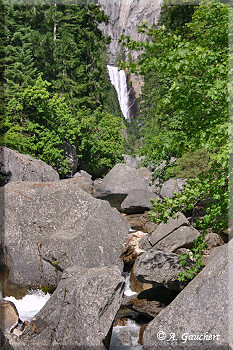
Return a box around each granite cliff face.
[98,0,162,120]
[98,0,163,64]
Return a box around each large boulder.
[0,147,59,185]
[17,266,124,349]
[94,163,154,210]
[67,174,93,195]
[121,189,160,214]
[0,329,14,350]
[153,226,200,253]
[149,212,189,247]
[143,240,232,349]
[133,248,194,291]
[2,180,129,289]
[202,232,225,265]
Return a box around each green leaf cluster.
[120,0,230,279]
[4,76,124,177]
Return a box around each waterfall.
[107,65,130,120]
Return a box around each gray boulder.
[143,240,232,350]
[133,248,194,291]
[202,232,225,265]
[138,233,152,251]
[149,212,189,247]
[154,226,200,252]
[160,178,186,198]
[121,189,160,214]
[67,175,93,195]
[0,147,59,183]
[94,163,153,210]
[0,147,59,185]
[2,179,129,289]
[0,329,14,350]
[17,266,124,350]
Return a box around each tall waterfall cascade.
[107,65,130,120]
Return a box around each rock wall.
[98,0,163,64]
[98,0,162,119]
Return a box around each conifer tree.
[0,0,5,143]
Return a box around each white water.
[124,274,137,297]
[4,290,50,322]
[110,319,142,349]
[129,228,137,233]
[107,65,130,119]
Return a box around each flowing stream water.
[107,65,130,120]
[4,290,50,322]
[1,227,142,347]
[2,276,142,348]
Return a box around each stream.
[1,273,143,348]
[4,290,50,322]
[1,225,144,347]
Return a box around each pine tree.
[50,3,110,110]
[0,0,5,144]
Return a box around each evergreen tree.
[2,2,125,177]
[0,0,5,143]
[4,4,38,97]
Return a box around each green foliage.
[120,0,228,163]
[149,144,229,280]
[77,108,125,177]
[177,233,208,281]
[0,1,5,141]
[158,1,195,36]
[120,0,229,280]
[3,76,124,178]
[123,118,142,155]
[2,3,124,178]
[4,76,75,176]
[49,3,110,109]
[149,145,228,230]
[167,149,212,179]
[103,83,124,119]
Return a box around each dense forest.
[0,0,230,271]
[0,1,124,177]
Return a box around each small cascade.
[107,65,130,120]
[124,273,137,297]
[4,290,51,322]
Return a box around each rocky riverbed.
[0,147,230,349]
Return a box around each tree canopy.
[119,0,230,278]
[1,2,124,177]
